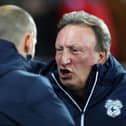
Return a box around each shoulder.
[11,69,52,88]
[40,59,57,75]
[28,58,47,73]
[10,69,60,101]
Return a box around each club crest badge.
[105,99,123,118]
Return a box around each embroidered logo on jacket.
[105,99,123,118]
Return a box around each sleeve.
[25,75,75,126]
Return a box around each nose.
[61,51,71,66]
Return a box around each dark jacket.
[0,39,75,126]
[41,55,126,126]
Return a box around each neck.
[73,87,85,101]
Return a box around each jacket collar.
[86,54,125,108]
[0,39,33,76]
[47,55,125,108]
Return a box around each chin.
[61,79,75,89]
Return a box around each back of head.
[0,5,37,48]
[58,11,111,58]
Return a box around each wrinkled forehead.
[56,24,97,47]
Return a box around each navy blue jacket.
[0,39,75,126]
[40,55,126,126]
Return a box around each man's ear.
[24,33,32,54]
[98,51,107,64]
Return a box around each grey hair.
[58,11,111,57]
[0,5,37,48]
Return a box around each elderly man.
[40,11,126,126]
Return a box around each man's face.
[55,24,103,91]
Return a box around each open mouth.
[59,69,72,79]
[60,69,70,74]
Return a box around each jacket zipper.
[51,71,99,126]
